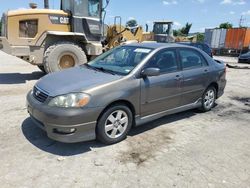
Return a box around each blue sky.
[0,0,250,32]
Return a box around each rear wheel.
[43,42,87,73]
[96,105,133,144]
[200,86,216,112]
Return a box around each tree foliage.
[0,21,1,35]
[219,22,233,29]
[173,22,192,37]
[181,23,192,35]
[126,19,138,28]
[196,33,205,42]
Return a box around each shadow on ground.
[0,71,45,84]
[22,109,199,156]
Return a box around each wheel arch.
[96,99,136,129]
[207,82,219,98]
[36,31,88,53]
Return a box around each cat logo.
[60,17,69,24]
[49,15,69,25]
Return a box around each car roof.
[177,42,209,46]
[126,42,193,49]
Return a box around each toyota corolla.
[26,43,226,144]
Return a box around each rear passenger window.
[179,49,207,69]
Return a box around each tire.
[43,42,87,73]
[199,86,216,112]
[37,65,46,73]
[96,105,133,144]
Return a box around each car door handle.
[204,69,208,73]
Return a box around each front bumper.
[26,91,104,143]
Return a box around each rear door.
[140,48,183,117]
[178,48,210,106]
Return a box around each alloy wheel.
[104,110,128,139]
[204,89,215,109]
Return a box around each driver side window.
[146,49,178,73]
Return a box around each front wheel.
[43,42,87,73]
[200,86,216,112]
[96,105,133,144]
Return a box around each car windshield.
[87,46,153,75]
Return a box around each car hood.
[35,66,122,97]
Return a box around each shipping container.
[205,28,227,49]
[219,29,227,48]
[244,29,250,49]
[225,28,250,50]
[211,29,220,48]
[204,29,212,46]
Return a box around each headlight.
[48,93,90,108]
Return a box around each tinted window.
[88,0,100,17]
[179,49,207,69]
[19,20,38,38]
[146,49,178,73]
[74,0,100,17]
[61,0,72,12]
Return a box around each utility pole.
[239,16,246,27]
[44,0,49,9]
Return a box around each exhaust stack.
[44,0,49,9]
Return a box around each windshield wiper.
[84,64,116,75]
[94,67,117,75]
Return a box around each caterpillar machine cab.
[0,0,109,73]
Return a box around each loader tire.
[43,42,87,73]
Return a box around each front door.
[140,49,182,117]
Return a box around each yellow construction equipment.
[0,0,109,73]
[103,16,144,50]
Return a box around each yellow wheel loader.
[0,0,108,73]
[103,16,144,50]
[143,21,175,43]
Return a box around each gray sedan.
[26,43,226,144]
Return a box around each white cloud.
[221,0,232,4]
[174,21,182,27]
[128,17,135,20]
[229,11,235,14]
[163,0,178,5]
[242,10,250,15]
[197,0,205,3]
[220,0,246,5]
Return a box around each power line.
[239,15,246,27]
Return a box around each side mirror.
[141,68,160,77]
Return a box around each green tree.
[180,22,192,35]
[0,21,1,35]
[197,33,204,42]
[219,22,233,29]
[126,19,138,28]
[173,22,192,37]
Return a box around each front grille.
[33,86,49,103]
